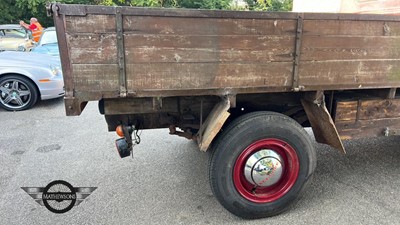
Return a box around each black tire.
[209,111,316,219]
[0,75,38,111]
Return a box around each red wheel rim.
[233,138,299,203]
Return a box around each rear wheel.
[0,75,38,111]
[209,111,316,219]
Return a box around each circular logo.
[42,180,76,214]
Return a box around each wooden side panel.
[303,20,400,36]
[334,98,400,139]
[299,19,400,90]
[68,33,117,64]
[123,16,296,35]
[124,34,295,63]
[359,99,400,119]
[126,63,293,90]
[124,16,296,92]
[301,36,400,60]
[103,97,179,115]
[72,64,119,91]
[64,15,120,94]
[335,98,400,121]
[65,15,116,33]
[336,118,400,140]
[299,60,400,88]
[58,6,400,109]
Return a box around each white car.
[0,51,64,111]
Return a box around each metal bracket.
[152,97,163,110]
[46,3,58,17]
[116,8,127,97]
[383,127,400,136]
[292,14,304,92]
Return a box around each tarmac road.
[0,98,399,225]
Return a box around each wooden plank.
[299,60,400,87]
[103,97,178,115]
[336,117,400,140]
[301,91,345,153]
[68,33,117,64]
[125,47,293,63]
[124,16,297,35]
[72,64,119,91]
[65,15,116,33]
[335,101,358,122]
[125,62,293,90]
[124,34,295,50]
[198,98,230,152]
[359,99,400,120]
[303,20,400,36]
[124,34,294,63]
[301,36,400,61]
[334,98,400,125]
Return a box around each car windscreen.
[0,28,27,38]
[39,30,57,45]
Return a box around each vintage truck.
[48,3,400,219]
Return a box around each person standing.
[19,17,43,42]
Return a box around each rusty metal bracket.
[116,8,127,97]
[46,3,57,17]
[292,14,304,92]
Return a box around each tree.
[245,0,293,11]
[0,0,29,25]
[8,0,292,28]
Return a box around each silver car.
[0,51,64,111]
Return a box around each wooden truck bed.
[49,4,400,116]
[49,3,400,219]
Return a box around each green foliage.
[14,0,96,27]
[0,0,24,24]
[246,0,293,11]
[3,0,292,28]
[178,0,231,9]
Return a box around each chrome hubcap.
[244,149,284,187]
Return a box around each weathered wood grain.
[336,117,400,140]
[125,48,293,63]
[299,60,400,87]
[301,91,345,153]
[65,15,116,33]
[124,16,297,35]
[58,5,400,118]
[359,99,400,120]
[103,97,179,115]
[72,64,119,91]
[303,20,400,36]
[124,34,294,50]
[334,98,400,126]
[198,98,230,151]
[301,36,400,60]
[125,62,293,90]
[124,34,294,63]
[68,33,117,64]
[335,101,358,122]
